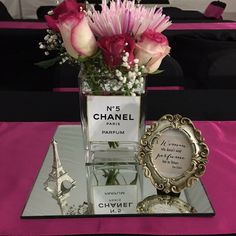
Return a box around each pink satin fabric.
[204,4,225,19]
[53,86,184,92]
[146,86,184,90]
[168,22,236,30]
[53,87,80,92]
[0,121,236,235]
[0,21,48,29]
[1,21,236,30]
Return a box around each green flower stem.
[101,165,138,186]
[102,169,120,185]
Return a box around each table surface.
[1,90,236,236]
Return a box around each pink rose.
[45,0,85,31]
[135,29,170,73]
[97,34,135,68]
[57,11,97,58]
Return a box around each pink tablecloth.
[0,121,236,235]
[53,86,184,92]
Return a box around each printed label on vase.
[87,96,141,142]
[92,185,138,214]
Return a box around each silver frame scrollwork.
[138,114,209,193]
[137,195,197,214]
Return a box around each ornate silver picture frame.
[138,114,209,194]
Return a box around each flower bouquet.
[39,0,171,153]
[39,0,172,213]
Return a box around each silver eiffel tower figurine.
[43,139,76,215]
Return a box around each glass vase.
[79,66,146,155]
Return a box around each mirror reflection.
[21,125,214,218]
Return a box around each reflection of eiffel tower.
[43,139,76,214]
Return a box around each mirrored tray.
[21,125,215,218]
